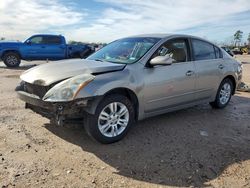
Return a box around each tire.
[3,52,21,67]
[84,94,135,144]
[210,78,233,109]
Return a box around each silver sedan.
[16,34,243,143]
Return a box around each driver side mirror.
[25,40,31,45]
[150,54,174,66]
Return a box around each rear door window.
[43,36,62,45]
[192,39,216,61]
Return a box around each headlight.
[43,74,95,102]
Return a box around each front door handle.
[218,64,224,69]
[186,70,194,76]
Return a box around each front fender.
[74,68,142,114]
[76,68,139,98]
[0,45,22,58]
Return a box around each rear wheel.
[84,94,135,144]
[3,52,21,67]
[210,78,233,109]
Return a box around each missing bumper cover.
[17,90,97,122]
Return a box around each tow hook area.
[53,104,83,126]
[56,115,65,126]
[56,105,65,126]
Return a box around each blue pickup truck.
[0,34,93,67]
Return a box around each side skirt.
[141,99,211,120]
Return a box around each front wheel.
[210,78,233,109]
[3,52,21,67]
[84,94,135,144]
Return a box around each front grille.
[24,82,50,99]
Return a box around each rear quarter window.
[214,46,223,58]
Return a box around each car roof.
[31,34,62,37]
[126,33,201,39]
[124,33,220,48]
[128,33,173,38]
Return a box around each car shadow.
[44,94,250,187]
[242,61,250,64]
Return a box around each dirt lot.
[0,56,250,188]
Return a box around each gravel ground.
[0,56,250,188]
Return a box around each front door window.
[152,39,189,63]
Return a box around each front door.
[143,38,196,113]
[21,36,48,60]
[41,36,66,60]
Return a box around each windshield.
[87,37,160,64]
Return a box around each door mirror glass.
[25,40,31,45]
[150,54,174,66]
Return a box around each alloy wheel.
[6,55,19,66]
[98,102,129,137]
[219,83,232,105]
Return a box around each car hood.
[20,59,125,86]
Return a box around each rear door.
[41,36,66,60]
[191,39,223,100]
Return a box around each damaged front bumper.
[16,90,92,125]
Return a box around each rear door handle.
[186,70,194,76]
[218,64,224,69]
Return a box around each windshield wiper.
[94,59,104,62]
[93,58,122,64]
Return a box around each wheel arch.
[104,88,139,120]
[2,50,22,59]
[86,87,139,120]
[223,75,237,95]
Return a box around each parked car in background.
[232,48,243,55]
[16,34,243,144]
[240,47,249,54]
[221,46,234,57]
[0,34,94,67]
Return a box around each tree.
[0,37,5,41]
[68,40,86,45]
[248,33,250,47]
[234,30,243,47]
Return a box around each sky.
[0,0,250,43]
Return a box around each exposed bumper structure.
[16,89,90,125]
